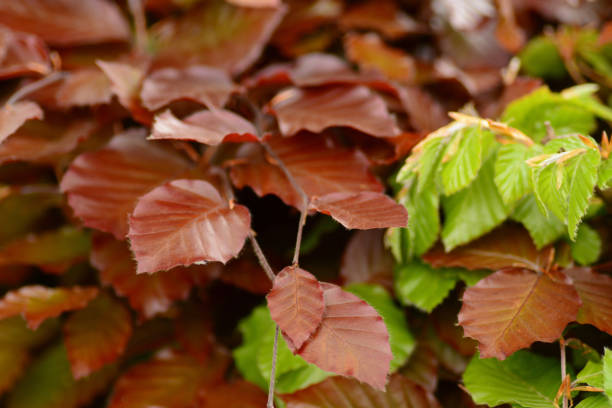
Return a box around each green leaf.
[233,306,268,389]
[576,360,604,389]
[441,151,509,250]
[511,194,565,248]
[441,126,484,195]
[570,224,602,265]
[463,350,561,408]
[531,156,567,221]
[416,136,446,193]
[520,36,568,80]
[604,348,612,401]
[494,143,533,205]
[394,261,460,313]
[0,192,62,246]
[345,283,416,371]
[502,87,596,142]
[565,149,601,239]
[575,395,612,408]
[598,158,612,190]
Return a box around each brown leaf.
[270,85,400,137]
[63,293,132,379]
[297,282,392,390]
[91,235,200,319]
[128,179,251,273]
[401,346,438,393]
[150,109,258,146]
[458,268,581,359]
[60,129,192,239]
[423,224,553,273]
[53,68,113,108]
[564,267,612,336]
[394,85,449,133]
[175,301,215,362]
[219,257,272,294]
[230,133,383,209]
[0,101,43,144]
[0,26,52,79]
[96,60,149,122]
[310,192,408,230]
[339,0,425,39]
[267,265,325,349]
[340,230,394,289]
[198,380,267,408]
[282,374,439,407]
[0,285,98,330]
[0,0,130,46]
[150,0,286,74]
[141,66,239,111]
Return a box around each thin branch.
[560,337,568,408]
[267,325,280,408]
[7,71,66,105]
[249,234,276,282]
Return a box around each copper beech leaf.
[128,179,251,273]
[107,349,230,408]
[340,230,394,289]
[150,109,258,146]
[46,68,113,108]
[564,267,612,336]
[0,26,52,79]
[60,130,192,239]
[0,0,130,46]
[270,85,400,137]
[310,192,408,230]
[150,0,286,74]
[175,301,215,362]
[339,0,424,39]
[230,133,383,209]
[63,293,132,379]
[141,66,238,111]
[458,269,581,359]
[96,60,149,123]
[282,374,439,408]
[91,235,205,319]
[423,224,553,273]
[267,265,325,349]
[0,286,98,330]
[296,282,392,390]
[198,380,267,408]
[0,101,43,144]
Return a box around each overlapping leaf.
[150,109,258,146]
[0,285,98,330]
[297,282,392,390]
[47,68,113,108]
[0,101,43,144]
[494,142,533,205]
[564,267,612,336]
[128,179,251,273]
[267,265,324,349]
[511,194,565,249]
[61,130,192,239]
[339,0,424,39]
[63,293,132,379]
[0,26,52,78]
[440,126,484,195]
[458,268,581,359]
[270,85,400,137]
[341,230,394,288]
[310,192,408,230]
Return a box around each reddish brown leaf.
[150,0,286,74]
[53,68,113,108]
[423,224,553,273]
[282,374,439,407]
[394,85,449,133]
[175,301,215,362]
[564,267,612,336]
[0,101,43,144]
[400,346,438,393]
[339,0,425,39]
[198,380,267,408]
[345,32,416,82]
[226,0,281,8]
[60,130,192,239]
[0,285,98,330]
[0,0,130,46]
[128,179,251,273]
[230,133,383,209]
[63,293,132,379]
[267,265,325,349]
[270,85,400,137]
[0,26,52,79]
[150,109,258,146]
[91,235,199,319]
[340,230,394,290]
[108,349,230,408]
[141,66,239,110]
[96,60,149,121]
[311,192,408,230]
[297,282,392,390]
[219,257,272,294]
[458,268,581,359]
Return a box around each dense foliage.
[0,0,611,407]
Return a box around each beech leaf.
[297,282,392,390]
[0,285,98,330]
[340,230,394,289]
[458,269,581,359]
[128,179,251,273]
[270,85,400,137]
[0,101,43,144]
[60,130,192,239]
[564,267,612,336]
[511,194,565,249]
[0,26,52,79]
[267,265,325,349]
[150,109,258,146]
[310,192,408,230]
[63,293,132,379]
